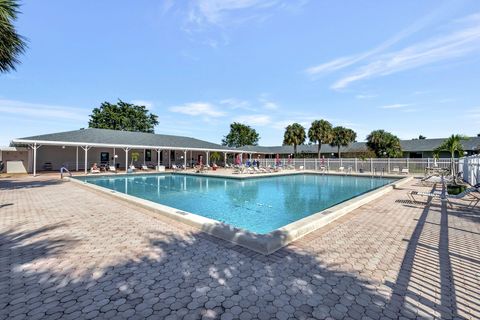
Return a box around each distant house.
[239,137,480,159]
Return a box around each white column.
[76,146,79,171]
[168,150,171,168]
[354,158,358,172]
[124,148,129,173]
[143,148,146,166]
[157,149,160,170]
[33,143,37,177]
[224,152,227,167]
[84,146,88,175]
[113,148,116,166]
[206,151,210,166]
[184,150,187,168]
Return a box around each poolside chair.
[141,165,149,171]
[338,166,345,173]
[172,164,179,171]
[392,167,400,174]
[108,165,117,173]
[401,168,409,175]
[408,186,480,209]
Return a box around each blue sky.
[1,0,480,146]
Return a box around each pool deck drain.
[70,172,412,254]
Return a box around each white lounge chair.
[392,167,400,174]
[408,186,480,209]
[108,165,117,173]
[141,165,149,171]
[338,166,345,173]
[401,168,409,175]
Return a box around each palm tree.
[330,126,357,158]
[0,0,27,73]
[434,134,468,178]
[308,120,333,158]
[283,123,306,156]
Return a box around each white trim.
[12,139,254,154]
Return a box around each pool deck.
[1,175,479,319]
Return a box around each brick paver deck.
[0,176,478,319]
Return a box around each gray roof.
[13,128,235,151]
[240,137,480,154]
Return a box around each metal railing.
[255,158,456,175]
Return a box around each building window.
[100,152,109,164]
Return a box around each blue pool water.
[78,173,396,234]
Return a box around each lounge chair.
[338,166,345,173]
[401,168,409,175]
[392,167,400,174]
[408,186,480,209]
[141,165,149,171]
[108,165,117,173]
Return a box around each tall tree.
[283,123,306,156]
[222,122,259,147]
[434,134,468,177]
[0,0,27,73]
[366,130,403,158]
[308,120,333,158]
[330,126,357,158]
[88,100,159,133]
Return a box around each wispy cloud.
[355,94,378,99]
[182,0,307,27]
[0,99,87,121]
[305,3,453,77]
[234,114,271,126]
[331,12,480,89]
[219,98,253,110]
[131,100,155,110]
[169,102,226,117]
[379,103,411,109]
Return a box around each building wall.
[0,150,29,173]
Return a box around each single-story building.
[6,128,249,175]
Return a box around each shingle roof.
[240,137,480,154]
[14,128,235,151]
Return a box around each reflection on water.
[82,174,396,234]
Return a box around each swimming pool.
[78,173,396,234]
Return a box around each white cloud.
[131,100,154,110]
[355,94,378,99]
[186,0,306,26]
[0,99,87,121]
[379,103,411,109]
[305,3,452,77]
[234,114,271,126]
[332,13,480,89]
[219,98,252,110]
[169,102,226,117]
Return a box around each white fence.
[459,155,480,185]
[258,158,456,175]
